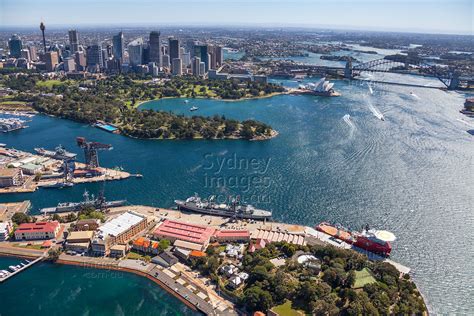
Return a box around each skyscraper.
[20,49,30,61]
[169,37,180,62]
[8,34,22,58]
[68,29,79,53]
[192,56,201,76]
[44,51,58,72]
[171,58,182,76]
[112,32,124,63]
[63,57,76,72]
[193,44,209,72]
[216,46,224,67]
[28,46,38,61]
[149,31,161,66]
[86,43,103,71]
[162,54,170,68]
[127,38,144,66]
[75,51,86,71]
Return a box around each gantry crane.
[76,137,113,168]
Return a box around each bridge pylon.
[345,60,353,79]
[448,72,460,90]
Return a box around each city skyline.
[0,0,472,35]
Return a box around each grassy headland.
[2,74,284,140]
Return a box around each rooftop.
[0,168,19,177]
[214,229,250,238]
[67,230,94,241]
[154,219,215,244]
[97,211,146,239]
[16,221,59,234]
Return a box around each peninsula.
[1,74,283,140]
[0,203,427,315]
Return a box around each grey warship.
[40,190,126,214]
[174,194,272,220]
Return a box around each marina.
[0,256,43,283]
[0,118,28,132]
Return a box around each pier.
[0,255,44,283]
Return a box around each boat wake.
[367,83,374,95]
[367,98,385,121]
[457,118,474,127]
[409,92,420,100]
[343,114,356,138]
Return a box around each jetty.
[0,255,44,283]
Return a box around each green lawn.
[353,268,377,289]
[15,243,43,250]
[126,251,151,262]
[0,100,28,106]
[271,300,304,316]
[36,80,70,88]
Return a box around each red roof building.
[15,221,60,240]
[153,219,215,249]
[213,229,251,243]
[248,239,267,253]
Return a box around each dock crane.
[76,137,112,168]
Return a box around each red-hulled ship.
[316,222,396,256]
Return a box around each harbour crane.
[76,137,112,168]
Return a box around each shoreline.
[0,204,425,315]
[55,258,202,314]
[135,91,286,108]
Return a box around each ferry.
[316,222,396,256]
[175,194,272,220]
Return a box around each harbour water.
[0,257,198,315]
[1,78,473,314]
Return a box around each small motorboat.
[190,106,199,112]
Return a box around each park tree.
[11,212,31,225]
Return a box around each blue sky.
[0,0,472,34]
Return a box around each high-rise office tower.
[112,32,124,62]
[68,29,79,53]
[216,46,224,67]
[162,54,170,68]
[149,31,161,66]
[207,53,213,70]
[192,56,201,76]
[44,51,58,72]
[8,34,22,58]
[193,44,209,72]
[127,38,144,66]
[171,58,182,76]
[28,46,38,61]
[63,57,76,72]
[86,43,103,71]
[75,51,86,71]
[181,52,191,67]
[20,49,30,61]
[168,37,180,61]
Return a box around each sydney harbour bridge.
[280,58,471,90]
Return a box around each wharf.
[0,200,31,222]
[0,255,44,283]
[110,205,411,274]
